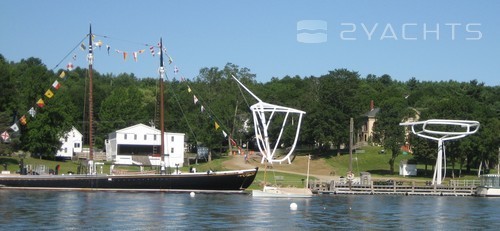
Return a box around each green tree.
[374,96,413,174]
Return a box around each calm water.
[1,190,499,230]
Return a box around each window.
[124,134,128,139]
[74,143,80,148]
[64,148,67,153]
[171,136,174,142]
[144,134,147,140]
[154,135,157,141]
[171,148,174,153]
[134,134,137,140]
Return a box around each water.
[1,190,499,230]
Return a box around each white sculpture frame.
[233,76,306,164]
[400,119,480,185]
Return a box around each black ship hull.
[0,168,258,192]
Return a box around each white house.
[56,127,83,159]
[105,123,185,167]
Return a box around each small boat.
[0,25,258,192]
[252,155,313,198]
[476,174,500,197]
[252,185,313,198]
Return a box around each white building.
[56,127,83,159]
[105,123,185,167]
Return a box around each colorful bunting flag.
[167,54,173,64]
[95,40,103,48]
[28,107,36,117]
[188,86,192,93]
[123,52,128,61]
[230,138,237,146]
[201,105,205,112]
[174,66,179,74]
[67,62,74,71]
[133,52,138,62]
[215,122,220,130]
[37,98,45,108]
[106,45,111,55]
[193,95,198,104]
[10,123,19,132]
[80,43,86,51]
[72,54,77,60]
[138,49,145,54]
[52,80,61,90]
[19,115,27,126]
[45,89,54,98]
[222,130,227,138]
[59,71,66,78]
[1,131,9,142]
[150,46,155,56]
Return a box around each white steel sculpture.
[232,75,306,164]
[400,119,480,185]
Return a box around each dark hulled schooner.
[0,25,257,192]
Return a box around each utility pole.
[348,117,354,190]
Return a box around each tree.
[374,96,413,174]
[21,90,76,159]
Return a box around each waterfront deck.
[310,180,478,196]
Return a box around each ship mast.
[87,24,94,163]
[159,38,166,175]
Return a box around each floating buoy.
[190,192,195,197]
[290,203,298,210]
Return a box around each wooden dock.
[310,180,477,196]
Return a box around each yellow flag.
[215,122,220,130]
[37,98,45,108]
[45,89,54,98]
[59,71,66,78]
[188,86,192,92]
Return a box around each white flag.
[28,107,36,117]
[10,123,19,132]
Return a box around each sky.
[1,0,498,86]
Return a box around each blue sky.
[1,0,498,86]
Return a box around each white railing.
[449,179,480,187]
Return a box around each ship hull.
[0,168,258,192]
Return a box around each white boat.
[476,174,500,197]
[252,155,313,198]
[252,186,313,198]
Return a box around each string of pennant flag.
[2,33,242,153]
[1,70,66,143]
[185,84,240,151]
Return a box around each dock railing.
[310,179,478,196]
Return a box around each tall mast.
[87,24,94,161]
[159,38,166,174]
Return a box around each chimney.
[370,100,374,111]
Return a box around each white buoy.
[290,203,298,210]
[190,192,195,197]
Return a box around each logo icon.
[297,20,327,43]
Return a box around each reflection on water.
[1,190,499,230]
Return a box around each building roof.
[110,123,185,136]
[364,108,380,117]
